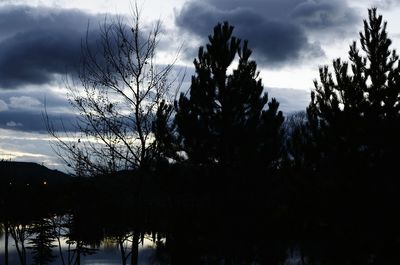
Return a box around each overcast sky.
[0,0,399,170]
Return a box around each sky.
[0,0,399,171]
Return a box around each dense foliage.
[175,22,283,169]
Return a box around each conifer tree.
[308,8,400,175]
[175,22,284,170]
[282,11,400,262]
[28,218,56,265]
[304,9,400,240]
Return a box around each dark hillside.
[0,161,71,186]
[0,161,73,216]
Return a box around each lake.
[0,234,160,265]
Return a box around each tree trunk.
[56,235,66,265]
[75,241,81,265]
[119,238,127,265]
[4,221,9,265]
[10,226,26,265]
[21,239,26,265]
[130,232,140,265]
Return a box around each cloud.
[175,0,359,67]
[0,88,78,132]
[0,112,44,131]
[9,96,42,109]
[0,5,103,89]
[291,0,358,32]
[373,0,400,9]
[0,128,64,170]
[0,99,7,111]
[6,121,23,127]
[0,110,78,132]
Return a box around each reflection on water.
[0,233,308,265]
[0,235,157,265]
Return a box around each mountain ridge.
[0,160,71,186]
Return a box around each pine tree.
[28,218,56,265]
[304,8,400,242]
[282,10,400,263]
[175,22,284,170]
[152,23,285,254]
[308,8,400,176]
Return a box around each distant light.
[9,182,12,185]
[26,183,30,186]
[43,181,47,185]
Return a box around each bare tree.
[0,221,9,265]
[46,4,181,265]
[9,223,29,265]
[47,4,180,175]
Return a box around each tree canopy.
[308,8,400,176]
[175,22,284,171]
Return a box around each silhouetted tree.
[282,111,312,167]
[0,221,9,265]
[152,23,286,263]
[65,213,100,265]
[46,4,181,265]
[47,4,179,175]
[167,23,285,223]
[309,7,400,170]
[9,222,29,265]
[175,22,283,170]
[49,214,71,265]
[308,7,400,196]
[303,8,400,263]
[28,218,56,265]
[151,99,181,164]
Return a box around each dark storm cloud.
[0,109,79,132]
[0,28,81,87]
[0,5,103,89]
[175,0,359,67]
[0,89,78,132]
[0,111,75,132]
[291,1,357,30]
